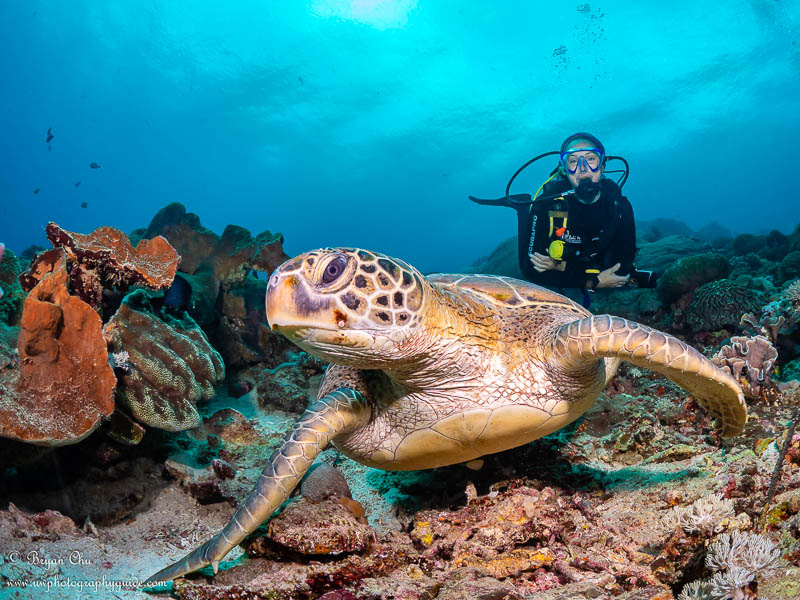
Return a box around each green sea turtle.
[146,247,746,583]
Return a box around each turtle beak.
[266,270,331,338]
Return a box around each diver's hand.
[596,263,630,288]
[530,252,566,273]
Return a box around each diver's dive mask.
[560,148,604,174]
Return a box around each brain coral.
[657,252,731,305]
[685,280,763,332]
[103,289,224,432]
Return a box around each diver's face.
[564,140,603,189]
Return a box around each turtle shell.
[428,274,589,313]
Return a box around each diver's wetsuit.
[515,177,636,289]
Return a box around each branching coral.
[678,531,780,600]
[708,566,755,600]
[712,336,778,401]
[705,531,780,574]
[664,494,735,535]
[678,578,715,600]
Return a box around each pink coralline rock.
[19,223,179,310]
[5,502,81,540]
[712,335,779,401]
[185,408,266,446]
[266,497,375,555]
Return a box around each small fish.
[80,202,88,209]
[75,181,81,187]
[33,188,40,194]
[89,162,100,169]
[298,75,304,85]
[163,274,192,313]
[46,127,54,143]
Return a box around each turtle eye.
[322,255,348,285]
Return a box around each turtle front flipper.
[143,388,370,584]
[552,315,746,438]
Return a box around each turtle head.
[266,248,427,367]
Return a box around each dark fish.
[80,202,88,208]
[33,188,40,194]
[75,181,81,187]
[46,128,54,143]
[163,274,192,313]
[89,162,100,169]
[298,76,304,85]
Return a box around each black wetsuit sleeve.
[613,196,637,277]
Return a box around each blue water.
[1,1,799,273]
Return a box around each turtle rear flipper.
[144,388,370,584]
[553,315,746,438]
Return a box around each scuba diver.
[470,132,655,305]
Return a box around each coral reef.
[739,281,800,348]
[638,235,713,272]
[676,531,780,600]
[185,408,267,446]
[20,223,179,311]
[662,494,735,536]
[657,252,731,305]
[590,287,663,321]
[266,497,375,554]
[5,502,80,539]
[253,351,328,413]
[684,280,764,332]
[0,321,18,370]
[213,276,273,367]
[0,251,115,445]
[778,251,800,284]
[135,202,288,288]
[103,289,225,432]
[712,336,779,401]
[0,244,24,325]
[131,203,296,368]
